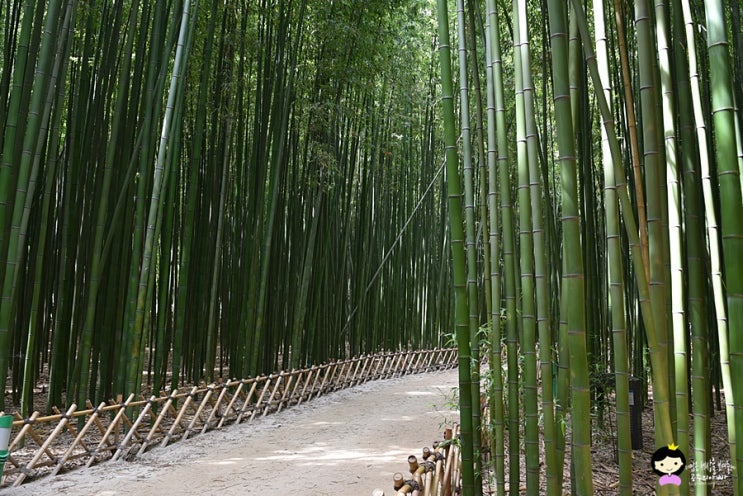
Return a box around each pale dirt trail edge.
[3,367,460,496]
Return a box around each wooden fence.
[0,348,457,487]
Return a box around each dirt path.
[4,368,460,496]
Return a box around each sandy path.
[4,368,460,496]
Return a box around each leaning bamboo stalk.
[298,367,317,405]
[314,364,333,399]
[182,386,216,442]
[436,349,447,369]
[331,360,347,391]
[395,352,406,376]
[393,352,406,376]
[203,383,231,433]
[347,358,362,387]
[353,355,370,386]
[309,365,325,398]
[51,402,106,475]
[276,374,295,413]
[236,379,261,423]
[435,348,449,368]
[156,387,194,450]
[377,354,391,379]
[368,356,382,380]
[416,350,427,371]
[51,406,87,451]
[114,402,142,444]
[262,374,284,417]
[13,404,77,486]
[86,394,135,467]
[414,351,424,372]
[389,353,401,377]
[86,400,112,440]
[9,412,50,461]
[111,397,156,462]
[378,354,390,377]
[411,351,424,373]
[218,381,246,428]
[285,370,304,407]
[250,378,273,421]
[373,353,387,381]
[341,359,355,388]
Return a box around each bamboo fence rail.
[373,424,462,496]
[0,348,457,488]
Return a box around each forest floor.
[1,366,736,495]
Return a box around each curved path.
[4,368,460,496]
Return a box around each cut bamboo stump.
[382,424,460,496]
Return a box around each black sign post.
[629,376,643,450]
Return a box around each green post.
[0,414,14,474]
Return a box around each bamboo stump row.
[374,424,461,496]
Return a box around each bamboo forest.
[1,0,743,494]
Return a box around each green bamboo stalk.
[0,0,36,289]
[654,2,689,487]
[455,1,482,491]
[571,0,676,451]
[549,1,592,493]
[484,1,507,492]
[513,1,541,493]
[127,0,198,395]
[0,0,64,409]
[20,0,75,416]
[678,2,737,492]
[435,0,476,492]
[635,0,676,455]
[704,3,743,493]
[204,115,231,381]
[671,2,710,494]
[594,1,632,493]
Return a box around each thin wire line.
[341,158,447,336]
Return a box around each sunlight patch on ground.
[206,457,245,466]
[253,446,418,466]
[402,390,436,396]
[381,415,415,422]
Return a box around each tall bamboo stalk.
[485,2,511,493]
[594,1,633,492]
[704,2,743,493]
[548,2,592,494]
[435,1,476,493]
[127,0,198,395]
[455,3,482,490]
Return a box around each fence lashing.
[85,393,135,468]
[0,348,456,488]
[50,401,106,476]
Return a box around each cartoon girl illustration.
[651,443,686,486]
